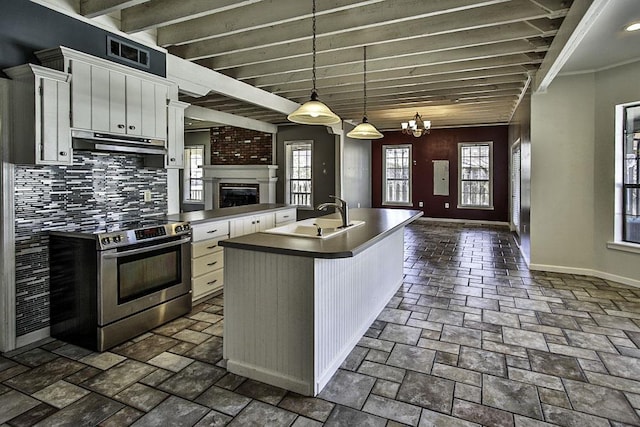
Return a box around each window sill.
[457,205,494,211]
[607,241,640,254]
[383,202,413,207]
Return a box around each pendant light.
[347,46,383,139]
[287,0,341,125]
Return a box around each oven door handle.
[102,237,192,258]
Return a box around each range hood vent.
[71,130,167,156]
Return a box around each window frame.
[610,101,640,252]
[457,142,494,210]
[382,144,413,207]
[285,140,313,208]
[182,145,204,203]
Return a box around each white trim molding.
[529,263,640,289]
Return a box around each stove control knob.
[183,224,190,230]
[101,237,111,245]
[175,225,182,232]
[113,235,122,243]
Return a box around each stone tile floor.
[2,220,640,426]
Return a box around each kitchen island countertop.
[219,207,423,259]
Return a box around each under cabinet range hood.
[71,130,167,156]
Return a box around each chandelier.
[401,112,431,137]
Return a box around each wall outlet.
[144,190,152,202]
[445,202,450,208]
[418,201,424,207]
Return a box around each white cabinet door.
[144,82,167,139]
[125,75,142,136]
[256,213,275,231]
[166,99,188,168]
[39,75,71,165]
[108,71,127,134]
[90,66,110,133]
[5,64,72,165]
[69,60,92,130]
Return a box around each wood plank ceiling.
[81,0,573,130]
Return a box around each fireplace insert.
[219,184,259,207]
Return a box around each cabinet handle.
[207,261,218,266]
[256,220,260,223]
[117,124,125,129]
[207,229,218,234]
[59,151,67,156]
[129,125,136,130]
[206,245,217,249]
[283,215,289,218]
[207,279,218,285]
[251,221,255,224]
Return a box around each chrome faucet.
[317,195,350,228]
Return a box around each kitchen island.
[219,208,423,396]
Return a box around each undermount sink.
[263,217,365,239]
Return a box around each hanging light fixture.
[347,46,383,140]
[401,112,431,137]
[287,0,341,125]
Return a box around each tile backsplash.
[14,151,168,337]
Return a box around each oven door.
[98,235,191,326]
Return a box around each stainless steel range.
[49,219,192,351]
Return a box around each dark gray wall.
[0,1,165,77]
[276,124,337,220]
[343,124,372,208]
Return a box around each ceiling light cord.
[311,0,317,95]
[363,45,367,119]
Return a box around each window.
[286,142,312,207]
[383,145,412,205]
[622,104,640,244]
[183,145,204,202]
[458,142,493,209]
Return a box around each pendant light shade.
[287,0,340,125]
[287,91,341,125]
[346,46,383,140]
[347,117,384,139]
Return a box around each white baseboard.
[417,217,510,227]
[15,327,50,349]
[529,263,640,289]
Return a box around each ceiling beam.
[121,0,264,33]
[79,0,147,18]
[157,0,391,46]
[166,54,299,116]
[185,105,278,133]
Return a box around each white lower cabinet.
[187,208,297,301]
[275,208,297,225]
[229,213,275,238]
[190,220,228,301]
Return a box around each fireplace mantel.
[202,165,278,209]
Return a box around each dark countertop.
[219,208,423,259]
[165,204,292,224]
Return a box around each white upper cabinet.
[166,100,189,169]
[4,64,72,165]
[37,46,171,142]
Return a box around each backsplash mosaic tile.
[14,151,168,337]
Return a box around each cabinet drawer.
[192,238,224,258]
[275,208,297,224]
[193,269,224,297]
[192,251,224,277]
[191,220,229,241]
